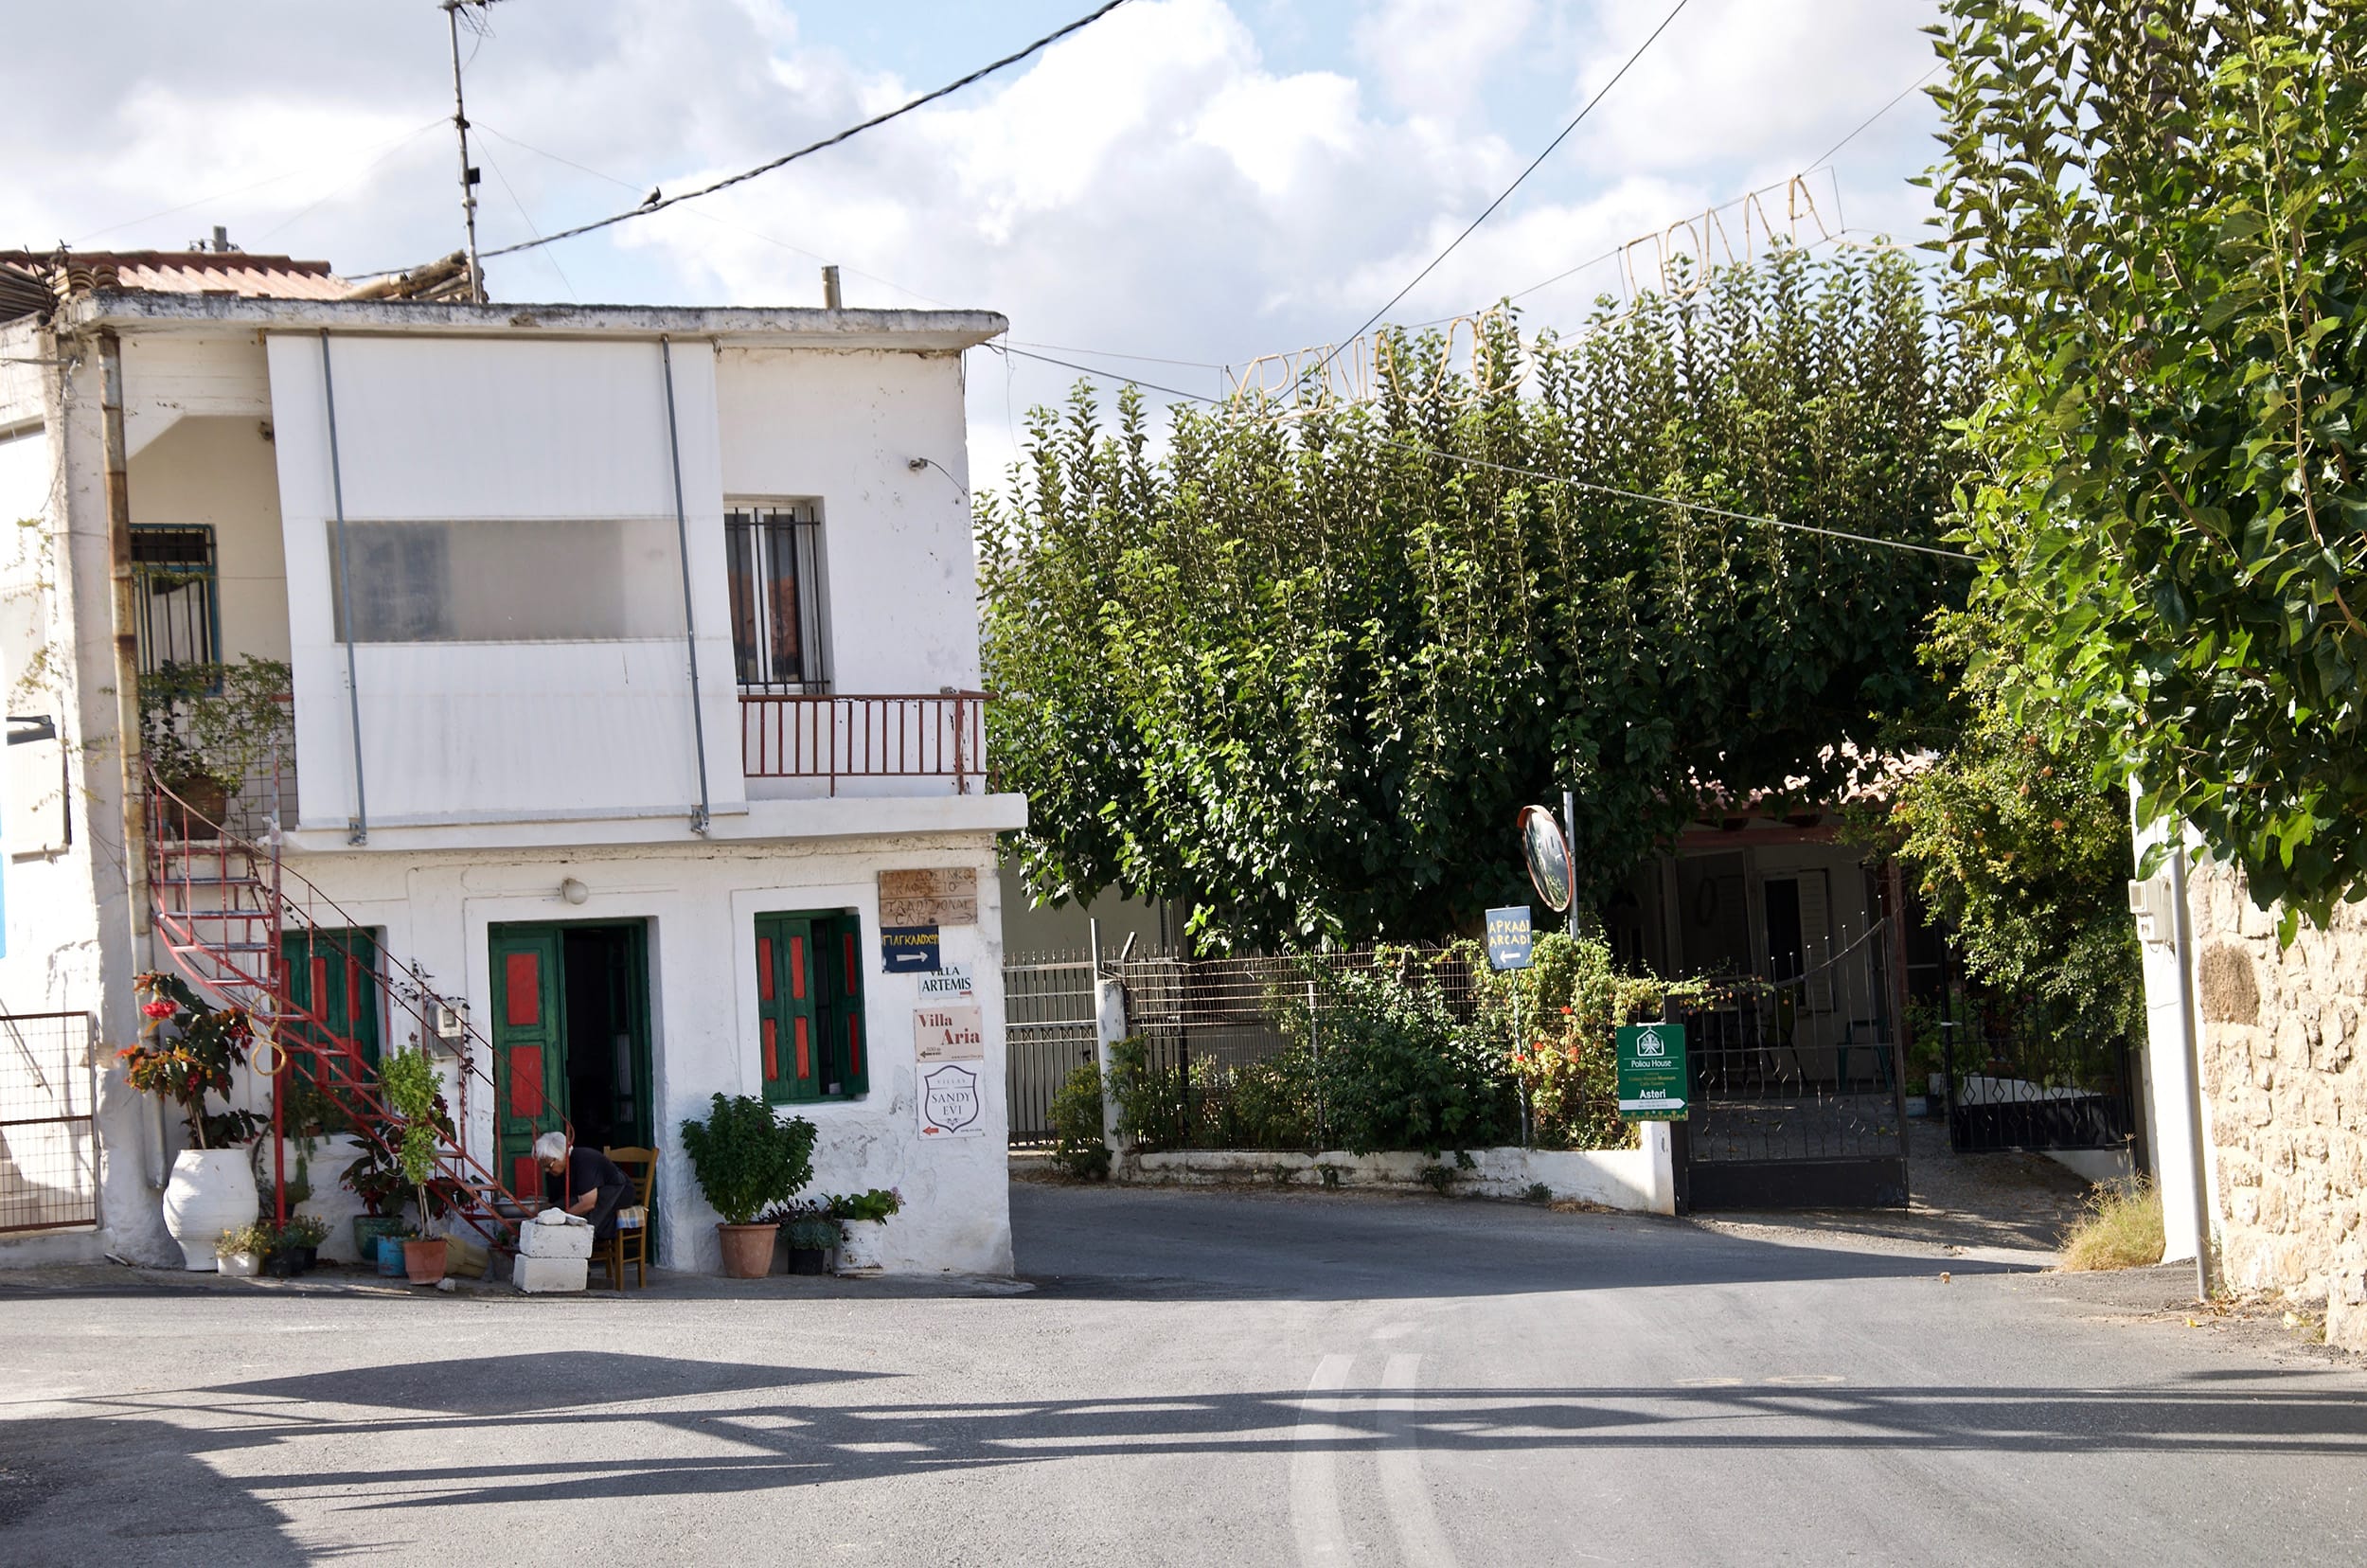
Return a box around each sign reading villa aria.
[915,1004,985,1062]
[879,867,978,928]
[917,1062,985,1137]
[1615,1023,1688,1120]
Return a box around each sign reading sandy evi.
[1614,1022,1688,1120]
[915,1004,985,1062]
[917,1062,985,1137]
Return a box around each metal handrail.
[145,761,523,1242]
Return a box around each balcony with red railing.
[739,690,990,796]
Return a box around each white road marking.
[1379,1354,1463,1568]
[1291,1354,1357,1568]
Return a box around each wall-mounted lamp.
[561,878,591,906]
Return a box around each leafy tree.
[1930,0,2367,935]
[981,249,1972,950]
[1877,606,2145,1045]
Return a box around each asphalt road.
[1,1183,2360,1566]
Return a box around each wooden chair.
[597,1146,657,1291]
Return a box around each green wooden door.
[491,924,567,1203]
[280,927,381,1088]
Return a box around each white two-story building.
[0,250,1023,1275]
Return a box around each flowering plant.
[117,971,265,1149]
[826,1187,904,1223]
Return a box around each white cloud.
[1356,0,1539,116]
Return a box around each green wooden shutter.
[824,914,869,1098]
[280,927,381,1096]
[756,914,823,1103]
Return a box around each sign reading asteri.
[1615,1022,1688,1120]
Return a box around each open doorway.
[489,921,654,1206]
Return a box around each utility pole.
[443,0,488,303]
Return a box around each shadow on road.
[9,1352,2363,1540]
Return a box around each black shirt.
[547,1146,631,1208]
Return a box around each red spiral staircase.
[144,766,526,1245]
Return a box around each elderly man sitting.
[534,1131,633,1238]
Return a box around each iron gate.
[1680,923,1911,1209]
[1941,994,2138,1158]
[1004,953,1098,1148]
[0,1012,100,1234]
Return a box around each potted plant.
[378,1046,450,1285]
[763,1200,842,1274]
[825,1188,903,1275]
[120,971,268,1270]
[138,656,292,838]
[215,1220,273,1278]
[265,1214,329,1277]
[680,1093,818,1278]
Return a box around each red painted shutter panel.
[762,1017,778,1080]
[757,936,775,1001]
[504,952,541,1026]
[790,935,807,1000]
[794,1016,811,1079]
[507,1046,543,1116]
[514,1155,543,1204]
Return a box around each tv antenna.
[441,0,502,303]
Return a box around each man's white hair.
[532,1131,568,1162]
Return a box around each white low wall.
[1123,1127,1674,1216]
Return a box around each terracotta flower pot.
[716,1222,778,1279]
[402,1238,449,1286]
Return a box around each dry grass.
[2060,1182,2165,1271]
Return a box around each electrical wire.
[987,341,1970,561]
[473,0,1135,262]
[472,123,958,309]
[1804,63,1941,172]
[1315,0,1690,376]
[479,151,576,300]
[253,117,451,245]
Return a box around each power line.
[987,342,1970,561]
[472,123,959,308]
[1316,0,1691,376]
[1804,64,1941,172]
[473,0,1135,263]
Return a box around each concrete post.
[1093,977,1128,1155]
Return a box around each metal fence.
[1938,991,2137,1155]
[0,1012,100,1235]
[1004,952,1098,1148]
[1113,947,1485,1152]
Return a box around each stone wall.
[2186,858,2367,1352]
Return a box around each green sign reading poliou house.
[1615,1022,1688,1120]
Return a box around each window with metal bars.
[130,526,220,675]
[724,503,828,692]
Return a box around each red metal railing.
[145,757,527,1245]
[739,691,989,793]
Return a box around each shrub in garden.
[1307,959,1517,1156]
[1461,933,1695,1151]
[1046,1061,1112,1180]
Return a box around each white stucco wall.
[269,829,1015,1276]
[715,347,981,699]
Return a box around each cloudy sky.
[5,0,1945,478]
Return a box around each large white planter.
[162,1149,258,1271]
[835,1219,887,1274]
